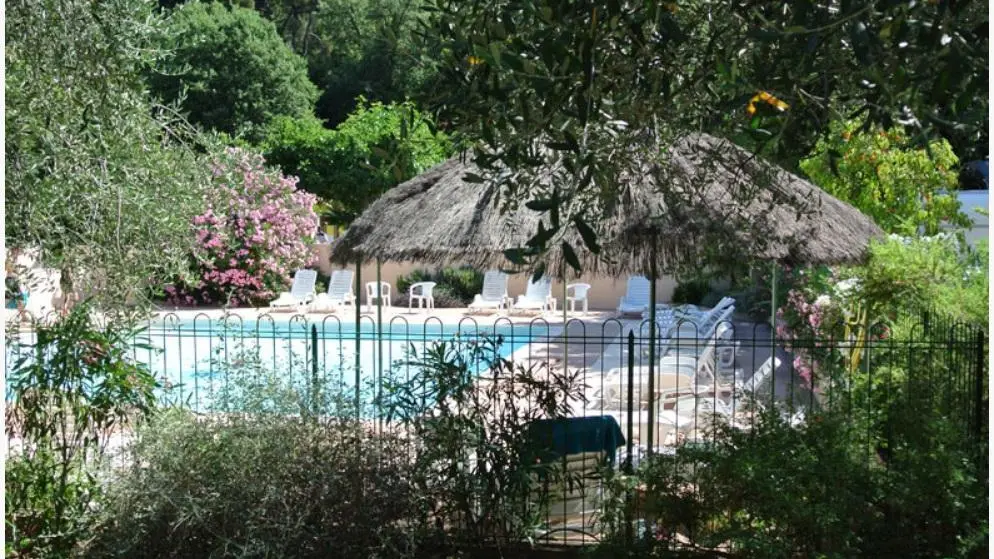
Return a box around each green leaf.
[525,198,556,211]
[503,248,529,265]
[573,216,601,255]
[561,241,581,272]
[531,261,547,283]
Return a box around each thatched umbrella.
[332,132,882,276]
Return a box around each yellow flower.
[747,91,790,115]
[467,55,483,66]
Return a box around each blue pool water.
[142,318,555,410]
[5,317,559,412]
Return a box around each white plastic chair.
[468,270,509,312]
[408,281,436,312]
[616,276,651,315]
[269,269,317,312]
[511,276,556,314]
[566,283,591,315]
[365,281,392,311]
[735,356,780,397]
[312,270,355,311]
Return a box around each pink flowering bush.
[167,148,318,307]
[775,267,849,389]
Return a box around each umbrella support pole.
[646,253,657,456]
[376,258,383,431]
[770,259,777,356]
[770,259,778,406]
[355,256,362,417]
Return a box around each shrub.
[617,405,987,558]
[800,119,968,236]
[5,303,158,558]
[670,279,710,306]
[166,148,319,307]
[436,267,484,303]
[380,337,585,548]
[89,411,427,559]
[395,267,483,307]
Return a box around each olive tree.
[416,0,988,271]
[6,0,213,306]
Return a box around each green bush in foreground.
[5,303,158,558]
[600,405,988,558]
[89,410,428,559]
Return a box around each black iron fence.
[4,309,988,547]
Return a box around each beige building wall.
[313,244,678,310]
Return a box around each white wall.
[312,244,679,310]
[956,190,989,247]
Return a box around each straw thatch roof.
[331,133,884,276]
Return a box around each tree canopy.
[260,99,451,225]
[151,1,319,137]
[800,120,968,236]
[416,0,988,271]
[256,0,438,125]
[6,0,213,303]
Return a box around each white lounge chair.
[364,281,392,312]
[593,396,726,447]
[468,270,509,313]
[589,340,719,411]
[616,276,651,316]
[532,450,608,537]
[312,269,355,311]
[408,281,436,312]
[511,276,556,314]
[269,269,318,312]
[566,283,591,315]
[733,356,779,398]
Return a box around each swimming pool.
[131,317,558,411]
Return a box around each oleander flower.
[166,148,318,307]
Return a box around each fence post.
[974,329,986,441]
[311,325,319,419]
[625,330,635,544]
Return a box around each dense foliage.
[6,304,159,557]
[165,148,319,307]
[90,411,426,559]
[800,120,968,236]
[261,99,450,225]
[261,0,439,125]
[152,1,319,137]
[613,406,987,558]
[395,267,484,307]
[6,0,211,304]
[416,0,988,272]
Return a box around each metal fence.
[4,309,988,547]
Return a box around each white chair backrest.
[328,270,353,298]
[698,303,734,336]
[712,320,734,342]
[411,281,436,297]
[523,276,552,301]
[366,281,391,298]
[290,269,318,299]
[745,356,780,392]
[568,283,591,300]
[480,270,508,301]
[625,276,651,304]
